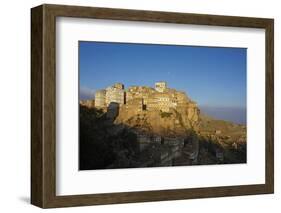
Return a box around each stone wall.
[126,86,155,105]
[94,89,106,108]
[105,87,124,106]
[155,81,167,92]
[146,92,176,112]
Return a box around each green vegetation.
[160,111,173,118]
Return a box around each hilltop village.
[80,82,246,169]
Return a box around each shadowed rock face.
[79,104,247,170]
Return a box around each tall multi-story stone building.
[95,83,125,109]
[126,86,155,106]
[94,89,106,108]
[105,83,125,106]
[155,81,167,92]
[146,92,176,112]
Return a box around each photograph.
[79,41,247,170]
[29,4,274,208]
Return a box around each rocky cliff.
[115,97,200,137]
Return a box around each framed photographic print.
[31,4,274,208]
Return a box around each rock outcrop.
[110,82,200,136]
[116,106,199,137]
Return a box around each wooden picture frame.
[31,4,274,208]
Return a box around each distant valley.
[200,105,246,125]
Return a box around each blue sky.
[79,41,246,107]
[79,41,247,123]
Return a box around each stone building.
[94,89,106,108]
[94,82,197,113]
[126,86,154,105]
[146,92,176,112]
[94,83,125,109]
[107,81,195,114]
[105,83,125,106]
[124,98,144,112]
[155,81,167,92]
[124,83,191,113]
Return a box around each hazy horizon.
[199,105,246,125]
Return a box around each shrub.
[160,111,172,118]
